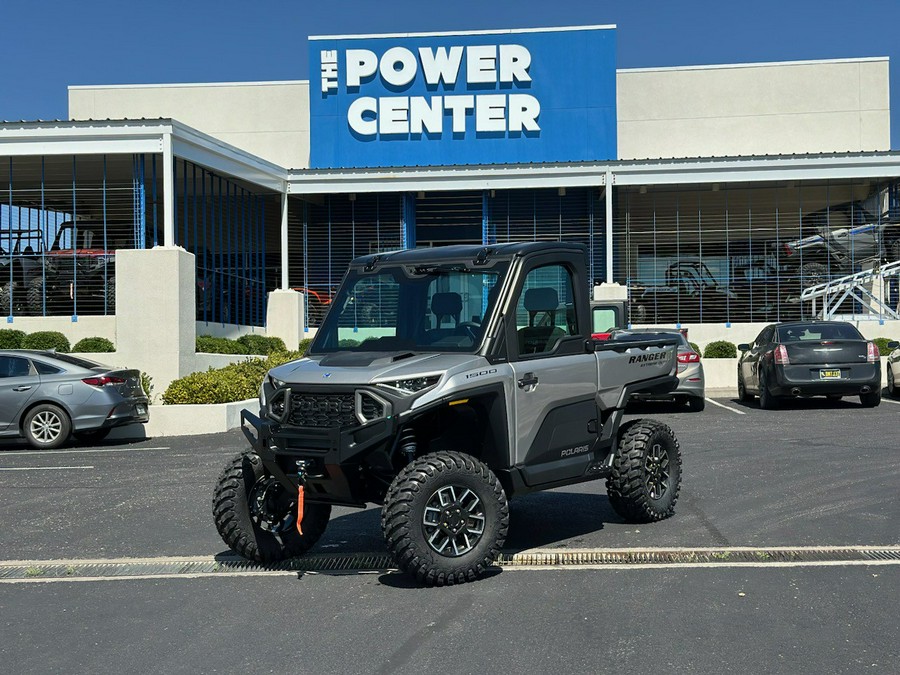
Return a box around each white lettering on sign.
[330,43,541,137]
[320,50,338,93]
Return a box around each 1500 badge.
[466,368,498,379]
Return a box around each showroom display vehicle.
[214,243,683,585]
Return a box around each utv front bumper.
[240,407,397,507]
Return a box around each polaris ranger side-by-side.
[214,243,683,586]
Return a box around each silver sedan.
[0,350,149,449]
[609,329,706,411]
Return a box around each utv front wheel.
[382,451,509,586]
[606,419,682,523]
[213,452,330,563]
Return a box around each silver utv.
[214,243,683,586]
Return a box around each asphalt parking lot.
[1,396,898,673]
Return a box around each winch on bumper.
[242,385,401,507]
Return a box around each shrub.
[196,335,247,355]
[72,337,115,353]
[0,329,26,349]
[162,350,303,405]
[872,337,896,356]
[299,338,313,355]
[688,341,701,354]
[703,340,738,359]
[339,338,361,348]
[22,331,70,353]
[236,334,286,355]
[141,371,154,399]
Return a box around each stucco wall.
[617,58,890,159]
[68,81,310,169]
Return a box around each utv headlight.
[268,375,286,389]
[376,375,441,396]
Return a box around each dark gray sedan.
[0,350,149,449]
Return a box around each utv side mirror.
[888,341,900,350]
[737,343,751,352]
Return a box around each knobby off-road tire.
[799,261,829,288]
[0,282,16,316]
[606,419,682,523]
[382,451,509,587]
[213,452,331,563]
[26,277,46,315]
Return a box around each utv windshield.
[310,264,505,353]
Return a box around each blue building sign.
[308,25,617,169]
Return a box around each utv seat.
[424,292,467,345]
[517,287,566,354]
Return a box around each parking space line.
[1,447,170,457]
[0,466,94,471]
[705,398,746,415]
[879,398,900,406]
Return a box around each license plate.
[819,369,841,379]
[136,404,148,416]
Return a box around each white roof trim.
[619,56,889,74]
[68,80,309,91]
[309,24,615,41]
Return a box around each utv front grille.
[288,393,357,429]
[358,392,385,422]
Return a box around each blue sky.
[2,0,899,147]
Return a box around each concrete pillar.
[115,247,196,395]
[266,289,306,350]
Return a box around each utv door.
[506,259,599,487]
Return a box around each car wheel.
[606,419,682,523]
[860,389,881,408]
[213,452,331,563]
[888,367,897,397]
[22,404,72,450]
[800,261,829,288]
[685,396,705,412]
[382,451,509,586]
[758,370,779,410]
[737,370,753,402]
[73,428,111,444]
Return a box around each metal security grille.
[173,159,269,327]
[288,392,356,428]
[0,154,150,318]
[416,190,483,245]
[615,180,900,325]
[289,194,403,328]
[487,188,602,284]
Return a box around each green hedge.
[688,341,700,354]
[299,338,313,355]
[162,351,303,405]
[236,334,286,355]
[196,335,246,354]
[703,340,738,359]
[22,331,70,352]
[0,329,26,349]
[872,337,897,356]
[72,337,115,353]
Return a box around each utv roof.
[350,242,587,268]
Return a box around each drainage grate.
[2,547,898,581]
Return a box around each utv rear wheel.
[382,451,509,586]
[0,282,16,316]
[26,277,46,315]
[213,452,330,563]
[606,419,682,523]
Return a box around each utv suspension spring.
[398,428,417,465]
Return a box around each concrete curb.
[109,399,256,439]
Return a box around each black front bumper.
[241,408,397,507]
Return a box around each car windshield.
[776,323,863,342]
[310,264,505,353]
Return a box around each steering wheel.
[458,322,482,343]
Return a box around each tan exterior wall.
[617,58,890,159]
[69,81,310,169]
